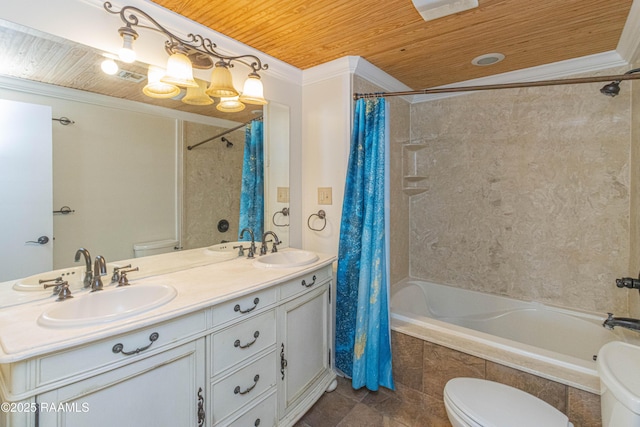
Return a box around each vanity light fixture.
[103,2,269,107]
[217,96,246,112]
[100,57,119,75]
[182,80,214,106]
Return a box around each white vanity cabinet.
[207,264,334,427]
[37,339,206,427]
[277,267,333,426]
[0,259,336,427]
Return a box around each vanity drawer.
[36,310,207,388]
[280,265,332,301]
[211,310,276,376]
[222,390,277,427]
[211,351,277,424]
[212,287,277,327]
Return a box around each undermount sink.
[37,284,177,328]
[253,250,319,268]
[13,264,122,292]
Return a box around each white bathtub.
[390,279,639,393]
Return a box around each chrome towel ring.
[307,210,327,232]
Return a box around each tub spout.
[603,313,640,331]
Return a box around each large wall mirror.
[0,19,290,282]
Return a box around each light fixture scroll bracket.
[103,2,268,73]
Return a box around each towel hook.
[272,207,290,227]
[307,210,327,232]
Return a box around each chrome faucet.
[603,313,640,331]
[74,248,93,288]
[90,255,107,292]
[239,228,256,258]
[260,231,281,255]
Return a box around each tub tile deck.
[295,331,602,426]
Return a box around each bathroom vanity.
[0,248,336,427]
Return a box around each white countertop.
[0,248,336,363]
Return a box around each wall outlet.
[277,187,290,203]
[318,187,332,205]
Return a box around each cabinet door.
[37,339,205,427]
[278,282,329,415]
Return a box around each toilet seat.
[444,378,572,427]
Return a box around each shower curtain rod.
[353,72,640,99]
[187,115,263,150]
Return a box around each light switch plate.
[318,187,332,205]
[277,187,290,203]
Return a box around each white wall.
[301,66,352,255]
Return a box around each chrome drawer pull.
[301,275,317,288]
[234,331,260,349]
[234,297,260,314]
[234,374,259,395]
[112,332,159,356]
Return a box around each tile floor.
[294,376,452,427]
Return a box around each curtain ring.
[307,210,326,232]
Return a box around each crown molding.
[302,56,412,98]
[616,0,640,64]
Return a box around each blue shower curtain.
[238,119,264,239]
[335,97,393,391]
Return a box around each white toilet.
[443,377,574,427]
[132,239,178,257]
[597,341,640,427]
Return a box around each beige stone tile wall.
[408,69,631,314]
[392,331,602,426]
[182,121,246,249]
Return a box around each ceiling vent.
[411,0,478,21]
[115,70,146,83]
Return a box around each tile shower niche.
[402,141,428,195]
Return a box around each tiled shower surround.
[344,72,631,426]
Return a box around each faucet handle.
[233,245,246,257]
[117,267,139,287]
[111,264,132,283]
[44,281,73,301]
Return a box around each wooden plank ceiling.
[153,0,634,90]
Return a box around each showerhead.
[600,81,621,97]
[221,137,233,147]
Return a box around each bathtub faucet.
[616,275,640,289]
[603,313,640,331]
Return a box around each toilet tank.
[133,239,178,257]
[597,341,640,427]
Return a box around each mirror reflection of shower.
[600,68,640,97]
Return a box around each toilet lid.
[444,378,569,427]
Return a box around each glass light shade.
[161,52,198,88]
[182,80,214,105]
[206,64,239,97]
[118,34,136,63]
[143,65,180,99]
[100,58,118,75]
[239,75,268,105]
[216,96,245,112]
